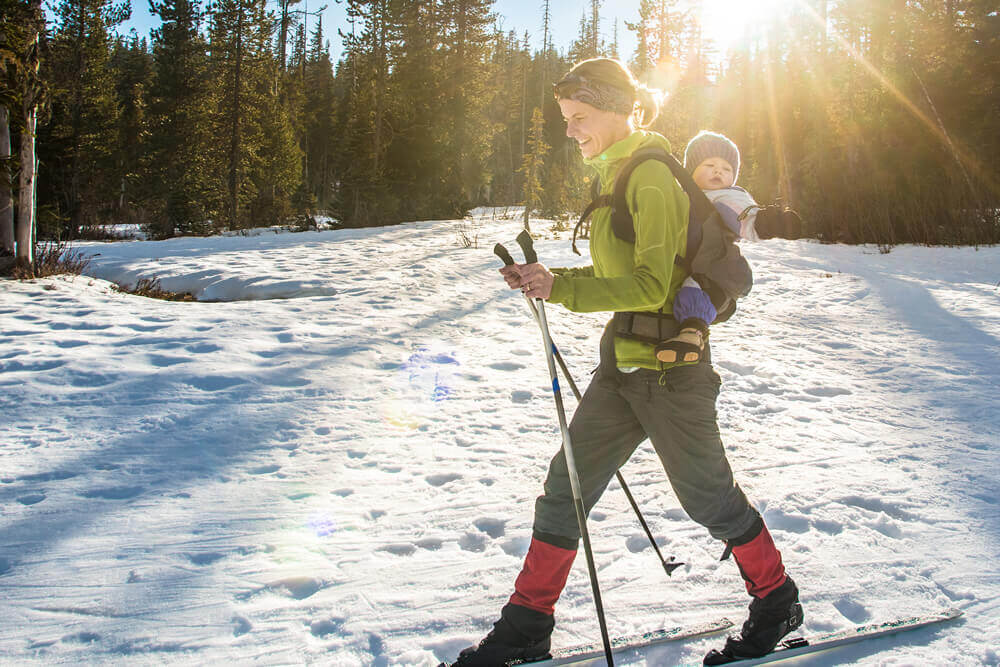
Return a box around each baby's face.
[692,157,735,190]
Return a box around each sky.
[109,0,642,63]
[96,0,783,71]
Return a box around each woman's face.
[558,98,631,159]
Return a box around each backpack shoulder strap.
[608,147,717,244]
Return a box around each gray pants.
[533,332,759,544]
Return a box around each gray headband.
[553,73,635,116]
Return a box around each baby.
[655,130,760,364]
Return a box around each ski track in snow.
[1,210,998,665]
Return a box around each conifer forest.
[1,0,998,252]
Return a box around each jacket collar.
[584,130,650,186]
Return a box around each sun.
[698,0,794,54]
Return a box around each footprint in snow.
[309,617,345,637]
[185,342,223,354]
[124,323,167,333]
[186,375,247,392]
[501,537,530,557]
[249,464,281,475]
[762,509,810,534]
[426,473,461,487]
[459,532,488,552]
[16,494,45,506]
[802,386,852,397]
[67,371,118,388]
[834,597,871,624]
[379,544,417,556]
[80,486,144,500]
[18,470,77,482]
[626,533,669,554]
[53,339,88,348]
[473,518,506,539]
[511,390,533,404]
[416,538,443,551]
[488,361,525,371]
[184,552,226,566]
[62,632,102,644]
[255,576,325,600]
[232,615,252,637]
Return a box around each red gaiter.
[731,523,787,598]
[508,537,577,615]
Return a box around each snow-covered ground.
[1,209,998,665]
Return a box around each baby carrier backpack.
[571,146,753,339]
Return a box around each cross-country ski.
[701,607,964,666]
[438,618,734,667]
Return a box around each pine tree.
[41,0,129,236]
[109,33,153,224]
[519,106,548,232]
[148,0,216,236]
[209,0,300,229]
[301,19,336,211]
[437,0,496,214]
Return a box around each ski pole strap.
[516,230,537,264]
[612,311,681,345]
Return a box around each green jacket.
[548,130,689,370]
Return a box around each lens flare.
[378,344,461,429]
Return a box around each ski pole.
[494,241,683,579]
[507,230,614,666]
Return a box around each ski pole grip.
[494,243,515,266]
[516,230,538,264]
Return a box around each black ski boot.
[704,577,803,665]
[446,603,554,666]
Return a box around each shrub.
[7,242,92,279]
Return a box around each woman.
[447,58,803,667]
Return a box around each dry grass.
[113,277,196,302]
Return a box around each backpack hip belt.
[613,310,681,345]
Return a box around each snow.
[1,209,998,665]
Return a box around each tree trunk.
[1,105,13,254]
[279,0,290,71]
[540,0,550,109]
[68,0,87,234]
[17,0,43,265]
[17,103,37,264]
